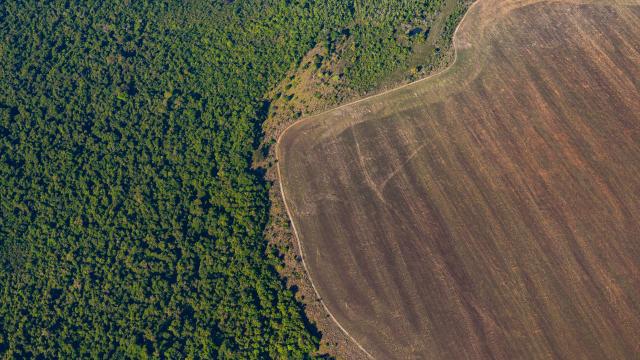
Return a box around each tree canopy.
[0,0,465,358]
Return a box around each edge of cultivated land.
[274,1,482,357]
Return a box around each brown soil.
[259,4,468,360]
[278,0,640,358]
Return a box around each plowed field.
[278,0,640,358]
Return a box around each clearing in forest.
[278,0,640,358]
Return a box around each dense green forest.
[0,0,466,358]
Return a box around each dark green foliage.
[342,0,448,90]
[0,0,466,358]
[0,0,352,358]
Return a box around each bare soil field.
[278,0,640,358]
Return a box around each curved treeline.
[0,0,461,358]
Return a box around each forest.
[0,0,466,358]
